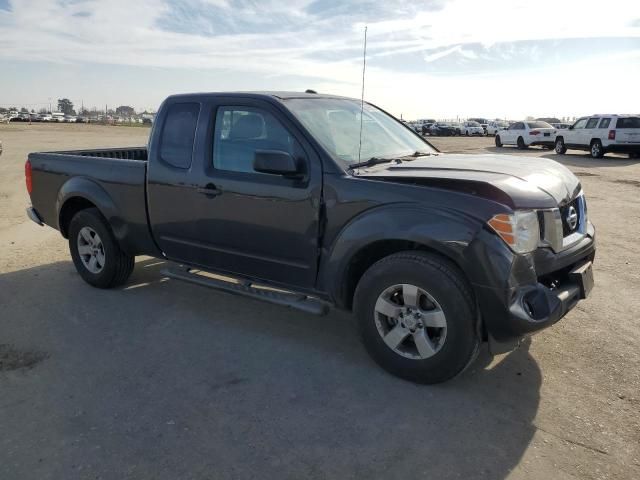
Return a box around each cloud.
[0,0,639,117]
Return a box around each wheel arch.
[56,177,118,239]
[320,204,481,310]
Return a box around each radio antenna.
[357,25,368,164]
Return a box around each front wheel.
[69,208,135,288]
[354,252,479,384]
[555,138,567,154]
[590,140,604,159]
[517,136,526,149]
[495,135,503,147]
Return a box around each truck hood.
[357,153,581,209]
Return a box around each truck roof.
[165,91,356,102]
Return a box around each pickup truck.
[25,92,596,384]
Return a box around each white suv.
[555,115,640,159]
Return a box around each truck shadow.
[0,258,541,480]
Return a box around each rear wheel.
[68,208,135,288]
[517,136,526,149]
[354,252,479,384]
[495,135,503,147]
[590,140,604,159]
[630,152,640,159]
[555,137,567,154]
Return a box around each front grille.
[538,193,587,252]
[559,198,581,236]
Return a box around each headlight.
[488,211,540,254]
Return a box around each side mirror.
[569,125,574,130]
[253,150,301,177]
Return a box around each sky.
[0,0,639,119]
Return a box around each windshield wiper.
[348,157,398,170]
[348,151,434,170]
[410,151,433,157]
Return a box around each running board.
[161,266,330,316]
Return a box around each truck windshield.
[285,98,435,166]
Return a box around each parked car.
[468,118,490,135]
[429,122,458,136]
[421,123,434,135]
[554,115,640,159]
[486,121,509,136]
[63,115,77,123]
[495,121,556,149]
[25,91,596,384]
[460,121,485,136]
[40,113,53,122]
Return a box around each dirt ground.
[1,123,639,480]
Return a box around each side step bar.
[161,266,330,316]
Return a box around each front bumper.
[472,225,596,345]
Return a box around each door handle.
[196,184,221,197]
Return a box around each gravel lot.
[1,123,639,480]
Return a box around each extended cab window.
[585,118,599,129]
[159,103,200,169]
[213,107,296,173]
[598,118,611,128]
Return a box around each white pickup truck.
[554,115,640,159]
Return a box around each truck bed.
[52,147,148,161]
[27,147,158,256]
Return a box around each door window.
[510,122,524,130]
[159,103,200,169]
[598,118,611,128]
[585,118,599,129]
[213,106,298,173]
[572,118,588,129]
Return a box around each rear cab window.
[159,102,200,169]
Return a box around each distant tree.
[116,105,135,116]
[20,107,28,113]
[0,107,7,114]
[38,107,48,114]
[31,109,36,113]
[525,115,535,121]
[57,98,74,114]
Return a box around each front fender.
[320,203,484,306]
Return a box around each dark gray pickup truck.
[26,92,596,383]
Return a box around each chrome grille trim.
[538,192,587,253]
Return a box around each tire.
[465,131,469,136]
[630,152,640,159]
[555,137,567,154]
[495,135,503,148]
[590,140,604,159]
[517,136,526,149]
[354,251,479,384]
[68,208,135,288]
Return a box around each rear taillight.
[25,160,33,194]
[529,130,540,135]
[608,129,616,140]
